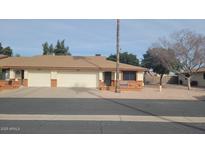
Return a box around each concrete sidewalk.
[1,114,205,123]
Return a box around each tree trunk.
[160,74,163,86]
[187,76,191,90]
[159,74,163,92]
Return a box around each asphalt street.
[0,98,205,133]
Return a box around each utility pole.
[115,19,120,93]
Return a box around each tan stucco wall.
[136,72,144,81]
[9,69,15,79]
[119,72,122,80]
[12,69,145,87]
[51,71,57,79]
[179,73,205,87]
[112,72,122,80]
[112,72,115,80]
[24,70,28,79]
[99,71,103,81]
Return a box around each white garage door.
[57,71,98,88]
[28,70,51,87]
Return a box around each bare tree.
[170,30,205,90]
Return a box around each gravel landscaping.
[98,84,205,101]
[0,84,204,100]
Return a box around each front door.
[21,70,24,85]
[104,72,112,86]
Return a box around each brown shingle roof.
[0,54,8,59]
[0,55,146,71]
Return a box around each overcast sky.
[1,19,205,60]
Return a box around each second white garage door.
[57,71,98,88]
[28,70,51,87]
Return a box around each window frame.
[123,71,136,81]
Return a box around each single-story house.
[0,55,146,90]
[178,68,205,87]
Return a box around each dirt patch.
[98,85,205,101]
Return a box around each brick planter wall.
[0,79,20,90]
[120,81,143,91]
[11,80,20,88]
[99,80,143,91]
[0,80,7,88]
[98,80,105,90]
[23,79,28,87]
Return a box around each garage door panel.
[57,71,98,88]
[28,70,51,87]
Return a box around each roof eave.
[0,66,146,72]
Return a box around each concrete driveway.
[0,87,100,98]
[0,85,204,100]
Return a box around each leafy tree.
[107,52,139,66]
[54,40,70,55]
[141,48,178,87]
[42,40,71,56]
[42,42,54,55]
[0,43,13,79]
[0,43,13,56]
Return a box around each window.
[203,73,205,80]
[123,71,136,80]
[1,69,9,80]
[15,70,21,79]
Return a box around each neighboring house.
[0,54,8,78]
[178,68,205,87]
[0,55,146,90]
